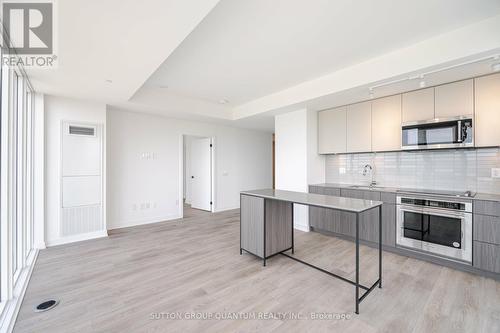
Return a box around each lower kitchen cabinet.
[381,204,396,246]
[309,207,355,235]
[308,186,396,247]
[473,214,500,244]
[309,185,340,196]
[473,241,500,274]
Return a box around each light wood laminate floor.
[15,209,500,332]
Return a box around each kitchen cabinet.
[473,242,500,274]
[475,73,500,147]
[340,188,381,201]
[473,215,500,244]
[318,106,347,154]
[308,186,396,247]
[371,95,402,151]
[309,185,340,196]
[402,87,434,123]
[346,101,372,153]
[435,79,473,118]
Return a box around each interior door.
[190,138,212,211]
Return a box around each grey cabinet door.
[359,208,378,242]
[309,206,355,236]
[309,188,395,246]
[474,200,500,217]
[473,215,500,245]
[382,204,396,247]
[473,241,500,273]
[340,189,381,201]
[309,185,340,196]
[309,185,324,194]
[358,204,395,246]
[381,192,396,204]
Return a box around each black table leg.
[355,212,360,315]
[379,205,382,288]
[263,199,267,267]
[291,203,294,254]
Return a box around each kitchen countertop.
[310,183,500,202]
[241,189,383,213]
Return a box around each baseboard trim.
[214,206,239,213]
[109,215,183,230]
[294,224,310,232]
[47,230,108,247]
[35,242,46,250]
[0,249,39,333]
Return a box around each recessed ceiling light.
[105,79,113,83]
[219,99,229,104]
[492,63,500,72]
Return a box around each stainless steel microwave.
[401,116,473,150]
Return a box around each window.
[0,44,37,321]
[12,71,19,281]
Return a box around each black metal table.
[239,189,383,315]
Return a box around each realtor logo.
[3,2,53,54]
[2,1,57,68]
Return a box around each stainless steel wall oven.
[396,193,472,264]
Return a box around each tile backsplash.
[325,148,500,195]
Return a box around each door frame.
[179,134,216,218]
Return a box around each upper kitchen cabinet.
[475,73,500,147]
[435,79,473,118]
[372,95,402,152]
[346,101,372,153]
[318,106,347,154]
[402,87,434,123]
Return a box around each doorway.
[182,135,214,217]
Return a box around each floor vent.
[34,299,59,313]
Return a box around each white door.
[190,138,212,211]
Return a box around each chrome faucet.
[362,164,377,187]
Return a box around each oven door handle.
[399,205,468,219]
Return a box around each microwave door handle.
[457,120,462,142]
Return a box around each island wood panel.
[240,194,264,257]
[265,199,293,256]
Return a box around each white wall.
[307,109,325,185]
[45,95,107,246]
[107,108,272,229]
[275,109,325,231]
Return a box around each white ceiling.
[26,0,221,103]
[143,0,500,105]
[27,0,500,132]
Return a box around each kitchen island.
[239,189,383,314]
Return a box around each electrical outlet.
[492,168,500,179]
